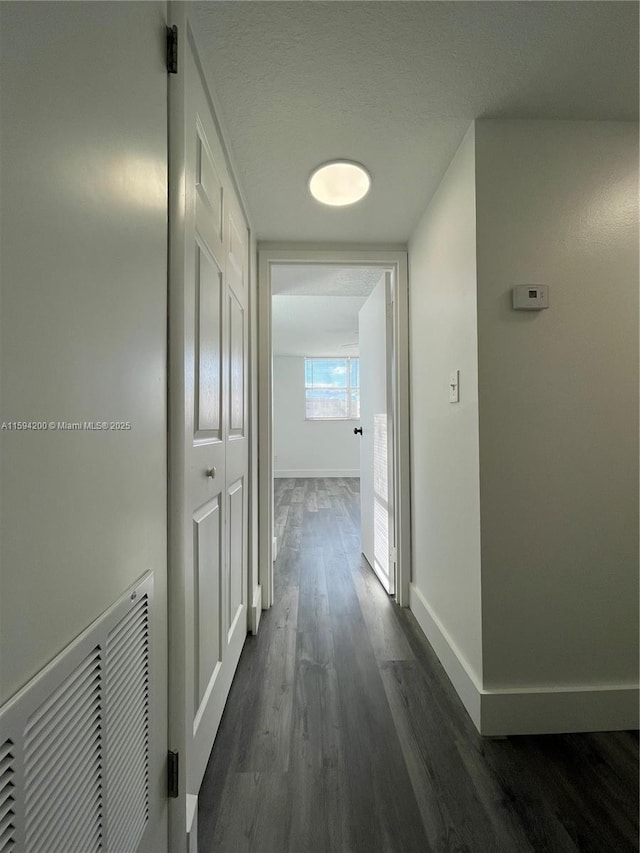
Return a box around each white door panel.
[359,273,395,594]
[169,9,249,848]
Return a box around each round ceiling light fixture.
[308,160,371,207]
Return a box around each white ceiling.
[271,265,384,355]
[272,264,384,297]
[272,294,365,357]
[192,1,638,244]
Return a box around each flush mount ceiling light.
[308,160,371,207]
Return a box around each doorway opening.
[257,248,410,612]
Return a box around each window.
[304,357,360,420]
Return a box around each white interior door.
[168,8,249,850]
[358,272,395,594]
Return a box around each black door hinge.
[168,750,179,798]
[166,25,178,74]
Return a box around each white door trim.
[257,244,410,609]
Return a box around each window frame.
[303,356,360,421]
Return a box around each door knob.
[206,466,217,478]
[353,427,363,435]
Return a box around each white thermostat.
[512,285,549,310]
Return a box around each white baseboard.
[409,582,640,736]
[409,583,482,729]
[249,584,262,636]
[274,469,360,478]
[480,684,640,736]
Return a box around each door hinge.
[166,25,178,74]
[168,750,179,798]
[389,547,397,564]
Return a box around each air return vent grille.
[0,740,16,853]
[24,649,103,853]
[0,572,153,853]
[105,597,150,852]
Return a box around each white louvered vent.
[105,594,150,853]
[24,648,103,853]
[0,740,16,853]
[0,572,154,853]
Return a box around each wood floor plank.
[324,549,432,853]
[315,478,331,509]
[380,659,535,853]
[352,556,415,662]
[286,766,354,853]
[199,477,639,853]
[506,733,640,853]
[207,771,290,853]
[233,583,299,773]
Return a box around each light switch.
[449,370,460,403]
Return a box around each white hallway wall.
[409,119,639,734]
[407,125,483,707]
[0,0,168,703]
[273,356,360,477]
[0,2,167,851]
[0,0,169,844]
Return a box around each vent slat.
[26,712,101,803]
[108,758,147,805]
[107,646,147,686]
[0,740,16,853]
[106,714,148,760]
[25,673,100,753]
[23,648,103,853]
[26,761,101,850]
[0,798,15,826]
[106,702,148,766]
[110,776,148,834]
[24,654,101,745]
[110,801,147,853]
[107,715,147,764]
[108,679,148,725]
[26,747,100,828]
[106,647,148,695]
[24,658,99,739]
[28,784,101,853]
[106,604,148,655]
[107,717,148,772]
[45,795,102,853]
[0,754,13,777]
[25,672,101,753]
[106,631,147,679]
[26,698,101,791]
[110,790,148,853]
[108,681,148,726]
[26,735,101,823]
[0,823,16,850]
[0,812,15,837]
[105,603,147,651]
[107,663,148,713]
[0,784,14,812]
[105,597,150,853]
[106,612,147,660]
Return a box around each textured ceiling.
[192,1,638,244]
[272,265,383,355]
[271,264,384,297]
[273,294,366,357]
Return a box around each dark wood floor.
[198,477,639,853]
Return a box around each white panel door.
[168,8,249,849]
[358,273,395,593]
